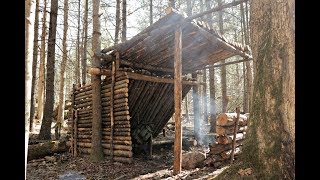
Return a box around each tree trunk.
[186,0,192,17]
[149,0,153,25]
[169,0,175,8]
[56,0,69,140]
[91,0,104,162]
[217,0,227,113]
[206,0,216,133]
[30,0,40,132]
[115,0,121,45]
[82,0,89,85]
[37,0,48,123]
[192,73,200,140]
[27,140,67,160]
[121,0,127,42]
[76,0,81,85]
[240,3,252,113]
[25,0,36,177]
[38,0,59,140]
[242,0,295,178]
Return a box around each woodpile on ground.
[204,112,248,168]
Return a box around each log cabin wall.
[68,69,194,163]
[69,71,133,163]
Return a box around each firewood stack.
[204,112,249,168]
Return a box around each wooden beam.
[88,68,199,86]
[206,58,252,69]
[99,55,174,73]
[88,68,112,76]
[192,73,200,140]
[173,26,182,175]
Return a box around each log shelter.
[68,7,252,170]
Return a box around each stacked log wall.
[68,71,132,163]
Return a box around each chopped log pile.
[204,112,248,168]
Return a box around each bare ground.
[27,120,231,180]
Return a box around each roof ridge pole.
[173,25,182,175]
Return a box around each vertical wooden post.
[230,107,240,164]
[173,26,182,175]
[70,84,75,156]
[110,60,116,162]
[74,109,78,157]
[192,73,200,140]
[115,50,120,69]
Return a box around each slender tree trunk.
[169,0,175,8]
[205,0,216,132]
[202,70,208,124]
[205,0,212,28]
[37,0,48,123]
[115,0,121,45]
[186,0,192,16]
[76,0,81,85]
[242,0,295,178]
[184,92,189,122]
[240,2,252,113]
[25,0,36,177]
[38,0,59,140]
[56,0,69,140]
[91,0,104,161]
[82,0,89,85]
[218,0,227,113]
[30,0,40,132]
[198,0,208,124]
[149,0,153,25]
[192,73,200,140]
[121,0,127,42]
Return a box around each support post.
[110,58,117,162]
[74,109,78,156]
[70,84,75,156]
[192,73,200,140]
[173,26,182,175]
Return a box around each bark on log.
[209,139,244,155]
[216,113,248,126]
[216,125,247,135]
[27,140,67,160]
[216,133,245,145]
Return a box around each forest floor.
[27,120,237,180]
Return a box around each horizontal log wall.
[68,71,132,163]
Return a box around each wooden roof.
[101,7,252,76]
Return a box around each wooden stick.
[74,109,78,157]
[110,60,116,162]
[230,107,240,164]
[173,26,182,175]
[70,84,76,156]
